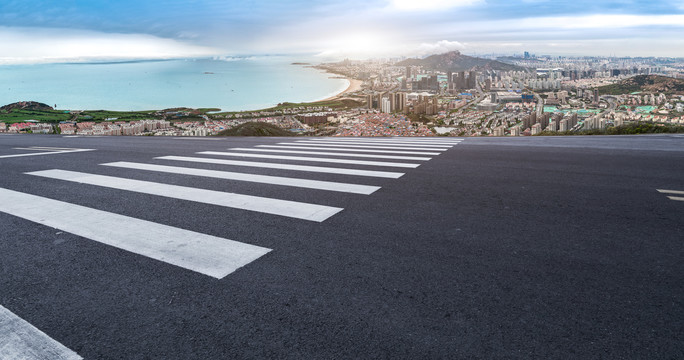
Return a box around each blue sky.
[1,0,683,63]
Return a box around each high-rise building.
[406,66,412,80]
[394,92,406,112]
[593,89,600,105]
[468,71,478,89]
[381,97,392,113]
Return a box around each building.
[531,123,542,135]
[593,88,600,105]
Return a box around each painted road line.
[301,140,451,149]
[326,137,462,143]
[657,189,684,195]
[276,143,449,156]
[155,156,405,179]
[291,141,450,151]
[27,170,343,222]
[229,147,432,161]
[13,147,87,151]
[0,148,94,159]
[319,138,461,145]
[101,162,381,195]
[197,151,421,168]
[668,196,684,201]
[0,187,271,279]
[0,305,82,360]
[172,138,225,140]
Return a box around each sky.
[1,0,683,64]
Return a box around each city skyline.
[1,0,684,64]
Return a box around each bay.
[0,57,347,112]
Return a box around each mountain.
[598,75,684,95]
[397,51,524,72]
[1,101,54,112]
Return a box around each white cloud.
[414,40,466,56]
[0,27,219,65]
[388,0,483,11]
[519,14,684,30]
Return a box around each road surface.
[0,134,682,359]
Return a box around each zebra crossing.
[0,137,467,358]
[0,137,463,279]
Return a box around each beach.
[321,78,364,101]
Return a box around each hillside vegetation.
[216,122,296,136]
[598,75,684,95]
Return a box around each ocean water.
[0,57,348,112]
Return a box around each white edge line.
[0,305,83,360]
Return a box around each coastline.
[320,78,364,102]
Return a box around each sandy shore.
[322,78,364,101]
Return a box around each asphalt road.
[0,134,682,359]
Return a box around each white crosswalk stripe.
[197,151,421,168]
[289,141,450,151]
[0,305,82,360]
[27,169,343,222]
[101,161,381,195]
[155,155,404,178]
[0,187,271,279]
[298,139,452,148]
[264,144,442,155]
[229,147,432,161]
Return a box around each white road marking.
[657,189,684,195]
[155,156,404,179]
[173,137,225,140]
[13,147,85,151]
[267,144,443,155]
[101,162,380,195]
[668,196,684,201]
[323,138,462,145]
[197,151,420,168]
[0,187,271,279]
[290,141,450,151]
[27,170,342,222]
[0,148,94,159]
[229,147,432,161]
[302,140,451,148]
[0,305,82,360]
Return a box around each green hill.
[216,122,296,136]
[598,75,684,95]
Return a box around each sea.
[0,56,348,112]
